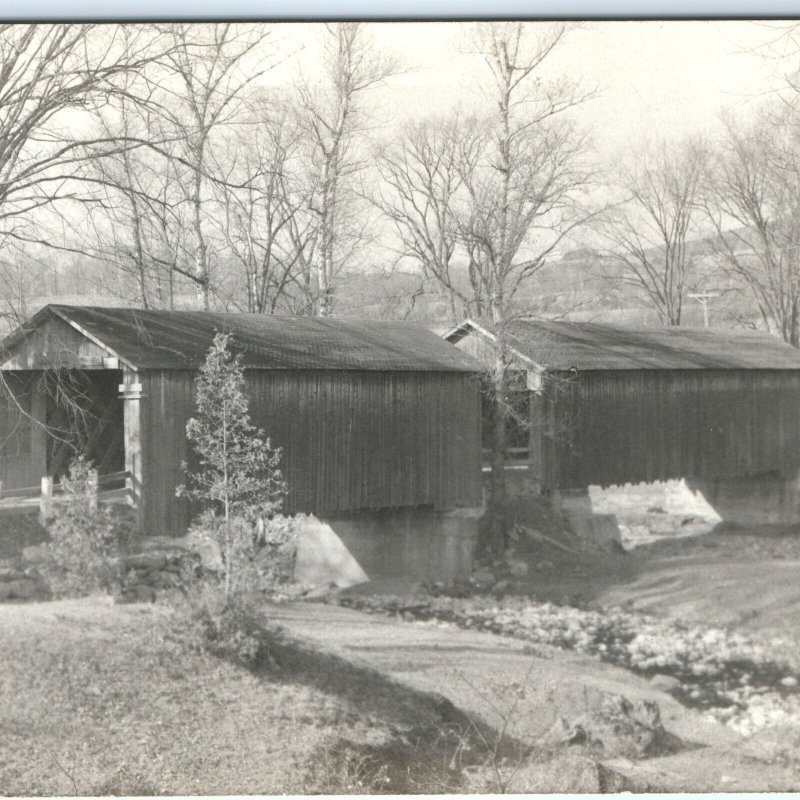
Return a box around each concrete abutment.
[318,506,482,589]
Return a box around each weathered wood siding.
[539,369,800,489]
[1,316,111,369]
[140,369,482,537]
[0,372,46,491]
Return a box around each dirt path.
[272,601,799,791]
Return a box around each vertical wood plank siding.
[0,371,45,490]
[140,369,481,537]
[540,369,800,489]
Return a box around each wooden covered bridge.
[446,318,800,526]
[0,305,483,581]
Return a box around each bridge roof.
[1,305,481,373]
[446,318,800,371]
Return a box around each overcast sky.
[269,21,791,162]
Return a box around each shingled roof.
[2,305,481,372]
[446,318,800,370]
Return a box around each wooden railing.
[481,446,530,459]
[0,470,135,517]
[480,446,532,473]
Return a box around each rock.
[0,569,49,601]
[508,559,529,578]
[0,578,35,600]
[157,571,183,588]
[124,553,166,571]
[140,536,193,552]
[780,676,798,688]
[15,579,38,599]
[130,585,156,603]
[21,544,51,564]
[472,567,495,586]
[541,688,687,759]
[193,539,224,572]
[649,673,681,693]
[595,761,655,792]
[492,580,510,595]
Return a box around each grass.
[0,596,519,796]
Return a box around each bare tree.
[0,24,182,445]
[212,99,312,314]
[0,253,48,332]
[377,23,595,551]
[297,23,395,316]
[156,23,274,310]
[600,138,707,326]
[80,94,188,309]
[460,23,595,551]
[0,24,171,258]
[374,117,467,323]
[703,109,800,347]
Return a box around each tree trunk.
[192,165,210,311]
[487,348,509,555]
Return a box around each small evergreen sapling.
[178,332,286,601]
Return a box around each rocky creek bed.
[336,593,800,737]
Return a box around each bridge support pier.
[688,471,800,528]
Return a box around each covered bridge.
[0,305,483,581]
[445,318,800,525]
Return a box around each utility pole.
[688,291,720,328]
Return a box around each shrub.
[42,456,126,595]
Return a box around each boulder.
[193,538,224,572]
[124,553,166,571]
[507,559,530,578]
[471,567,496,587]
[0,569,49,601]
[21,544,52,564]
[648,673,682,693]
[540,687,688,759]
[140,536,193,552]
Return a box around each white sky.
[269,20,791,161]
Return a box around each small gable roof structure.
[445,318,800,372]
[1,305,479,373]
